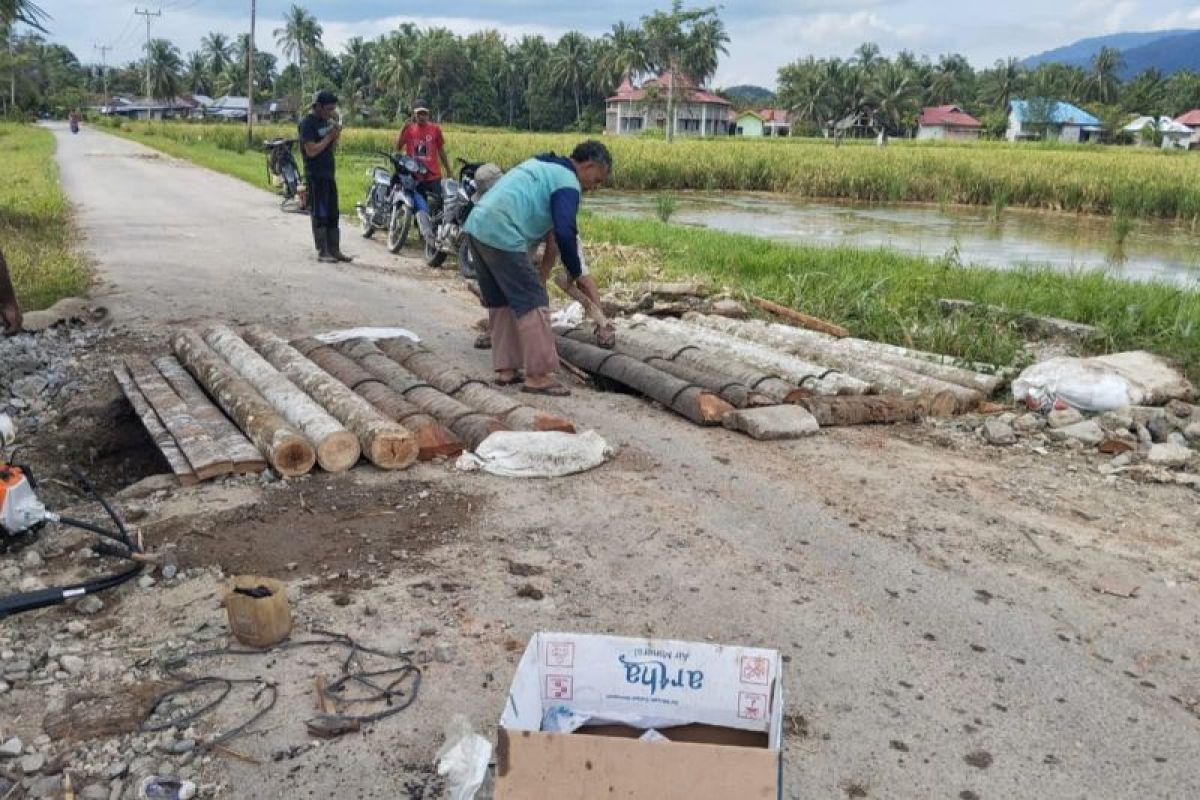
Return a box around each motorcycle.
[423,158,494,279]
[262,138,305,211]
[356,152,430,254]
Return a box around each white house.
[605,72,731,137]
[1123,115,1194,150]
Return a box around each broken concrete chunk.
[722,405,820,440]
[1185,422,1200,443]
[1047,420,1104,447]
[1013,414,1046,434]
[1047,408,1084,429]
[982,419,1017,446]
[1098,407,1134,432]
[1147,442,1194,468]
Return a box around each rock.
[105,761,129,780]
[1047,420,1104,447]
[59,654,86,675]
[1148,442,1194,468]
[1168,432,1189,448]
[108,778,125,800]
[1186,422,1200,443]
[1147,415,1173,443]
[0,736,23,757]
[982,420,1017,446]
[434,643,455,663]
[75,595,104,615]
[66,621,87,636]
[27,774,62,798]
[1136,424,1154,448]
[1047,408,1084,429]
[171,739,196,755]
[20,752,47,774]
[1099,434,1137,455]
[1167,399,1193,419]
[709,298,748,319]
[1098,408,1134,432]
[1111,453,1133,468]
[21,549,44,568]
[83,784,111,800]
[137,575,156,590]
[10,374,49,400]
[722,406,820,440]
[0,681,9,694]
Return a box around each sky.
[35,0,1200,88]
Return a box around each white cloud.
[1151,4,1200,27]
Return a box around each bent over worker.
[462,140,611,396]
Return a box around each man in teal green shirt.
[463,140,611,396]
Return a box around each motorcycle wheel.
[424,234,448,268]
[387,206,413,254]
[359,203,376,238]
[457,239,478,280]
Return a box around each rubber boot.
[328,226,353,262]
[313,224,337,263]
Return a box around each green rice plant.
[654,193,678,223]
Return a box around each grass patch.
[107,121,1200,383]
[101,118,1200,220]
[1,123,89,310]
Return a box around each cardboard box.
[496,633,783,799]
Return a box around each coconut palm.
[1087,46,1124,104]
[601,21,648,85]
[549,31,590,120]
[928,54,968,105]
[144,37,182,101]
[853,42,882,72]
[183,50,210,95]
[682,17,728,87]
[0,0,49,30]
[871,61,918,134]
[375,28,419,119]
[201,32,231,80]
[980,56,1022,110]
[274,4,321,99]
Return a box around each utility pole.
[247,0,256,144]
[94,44,113,104]
[133,7,161,98]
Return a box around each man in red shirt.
[396,100,451,241]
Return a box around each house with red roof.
[605,72,731,137]
[1177,109,1200,147]
[916,105,983,141]
[758,108,791,137]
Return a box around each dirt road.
[11,123,1198,798]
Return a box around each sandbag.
[1012,351,1194,412]
[456,430,611,478]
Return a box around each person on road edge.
[299,90,352,263]
[396,100,451,243]
[0,247,23,335]
[462,140,612,396]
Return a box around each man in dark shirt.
[298,90,352,263]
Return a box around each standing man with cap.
[298,90,352,263]
[463,140,612,396]
[396,100,451,242]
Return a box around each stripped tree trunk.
[113,364,197,485]
[241,325,417,470]
[614,323,804,404]
[683,314,981,410]
[562,329,770,409]
[291,337,461,460]
[202,325,360,472]
[797,393,959,426]
[628,315,873,396]
[750,296,849,338]
[154,356,267,473]
[171,330,316,477]
[338,338,505,450]
[124,357,233,481]
[555,336,734,425]
[377,338,576,434]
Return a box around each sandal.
[521,383,571,397]
[495,374,523,386]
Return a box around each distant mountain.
[720,85,775,107]
[1021,29,1200,77]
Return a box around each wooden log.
[240,325,417,470]
[291,337,461,461]
[377,338,576,434]
[555,336,733,425]
[337,339,505,450]
[170,330,315,477]
[635,282,709,298]
[630,315,872,396]
[797,393,959,427]
[684,313,982,409]
[751,296,849,338]
[112,365,196,486]
[562,329,770,409]
[614,323,803,404]
[202,325,360,473]
[124,357,233,481]
[153,356,267,474]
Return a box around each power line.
[109,11,139,52]
[134,7,162,97]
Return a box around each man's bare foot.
[495,369,521,386]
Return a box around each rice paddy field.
[106,119,1200,220]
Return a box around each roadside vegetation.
[104,120,1200,220]
[110,123,1200,382]
[0,123,89,310]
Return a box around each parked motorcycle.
[356,152,430,254]
[423,158,496,279]
[262,138,305,211]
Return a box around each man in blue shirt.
[463,140,611,396]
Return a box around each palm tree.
[201,32,231,81]
[144,37,182,101]
[0,0,48,30]
[1087,46,1124,104]
[549,31,590,121]
[375,28,418,119]
[871,61,918,134]
[853,42,882,72]
[339,36,373,114]
[928,53,968,105]
[980,56,1022,110]
[682,17,728,87]
[274,4,321,99]
[183,50,210,95]
[602,22,648,83]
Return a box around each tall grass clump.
[654,193,678,223]
[0,123,89,310]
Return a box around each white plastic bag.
[1012,351,1194,412]
[436,715,491,800]
[456,430,612,478]
[313,328,421,345]
[550,301,585,330]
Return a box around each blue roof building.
[1007,99,1105,143]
